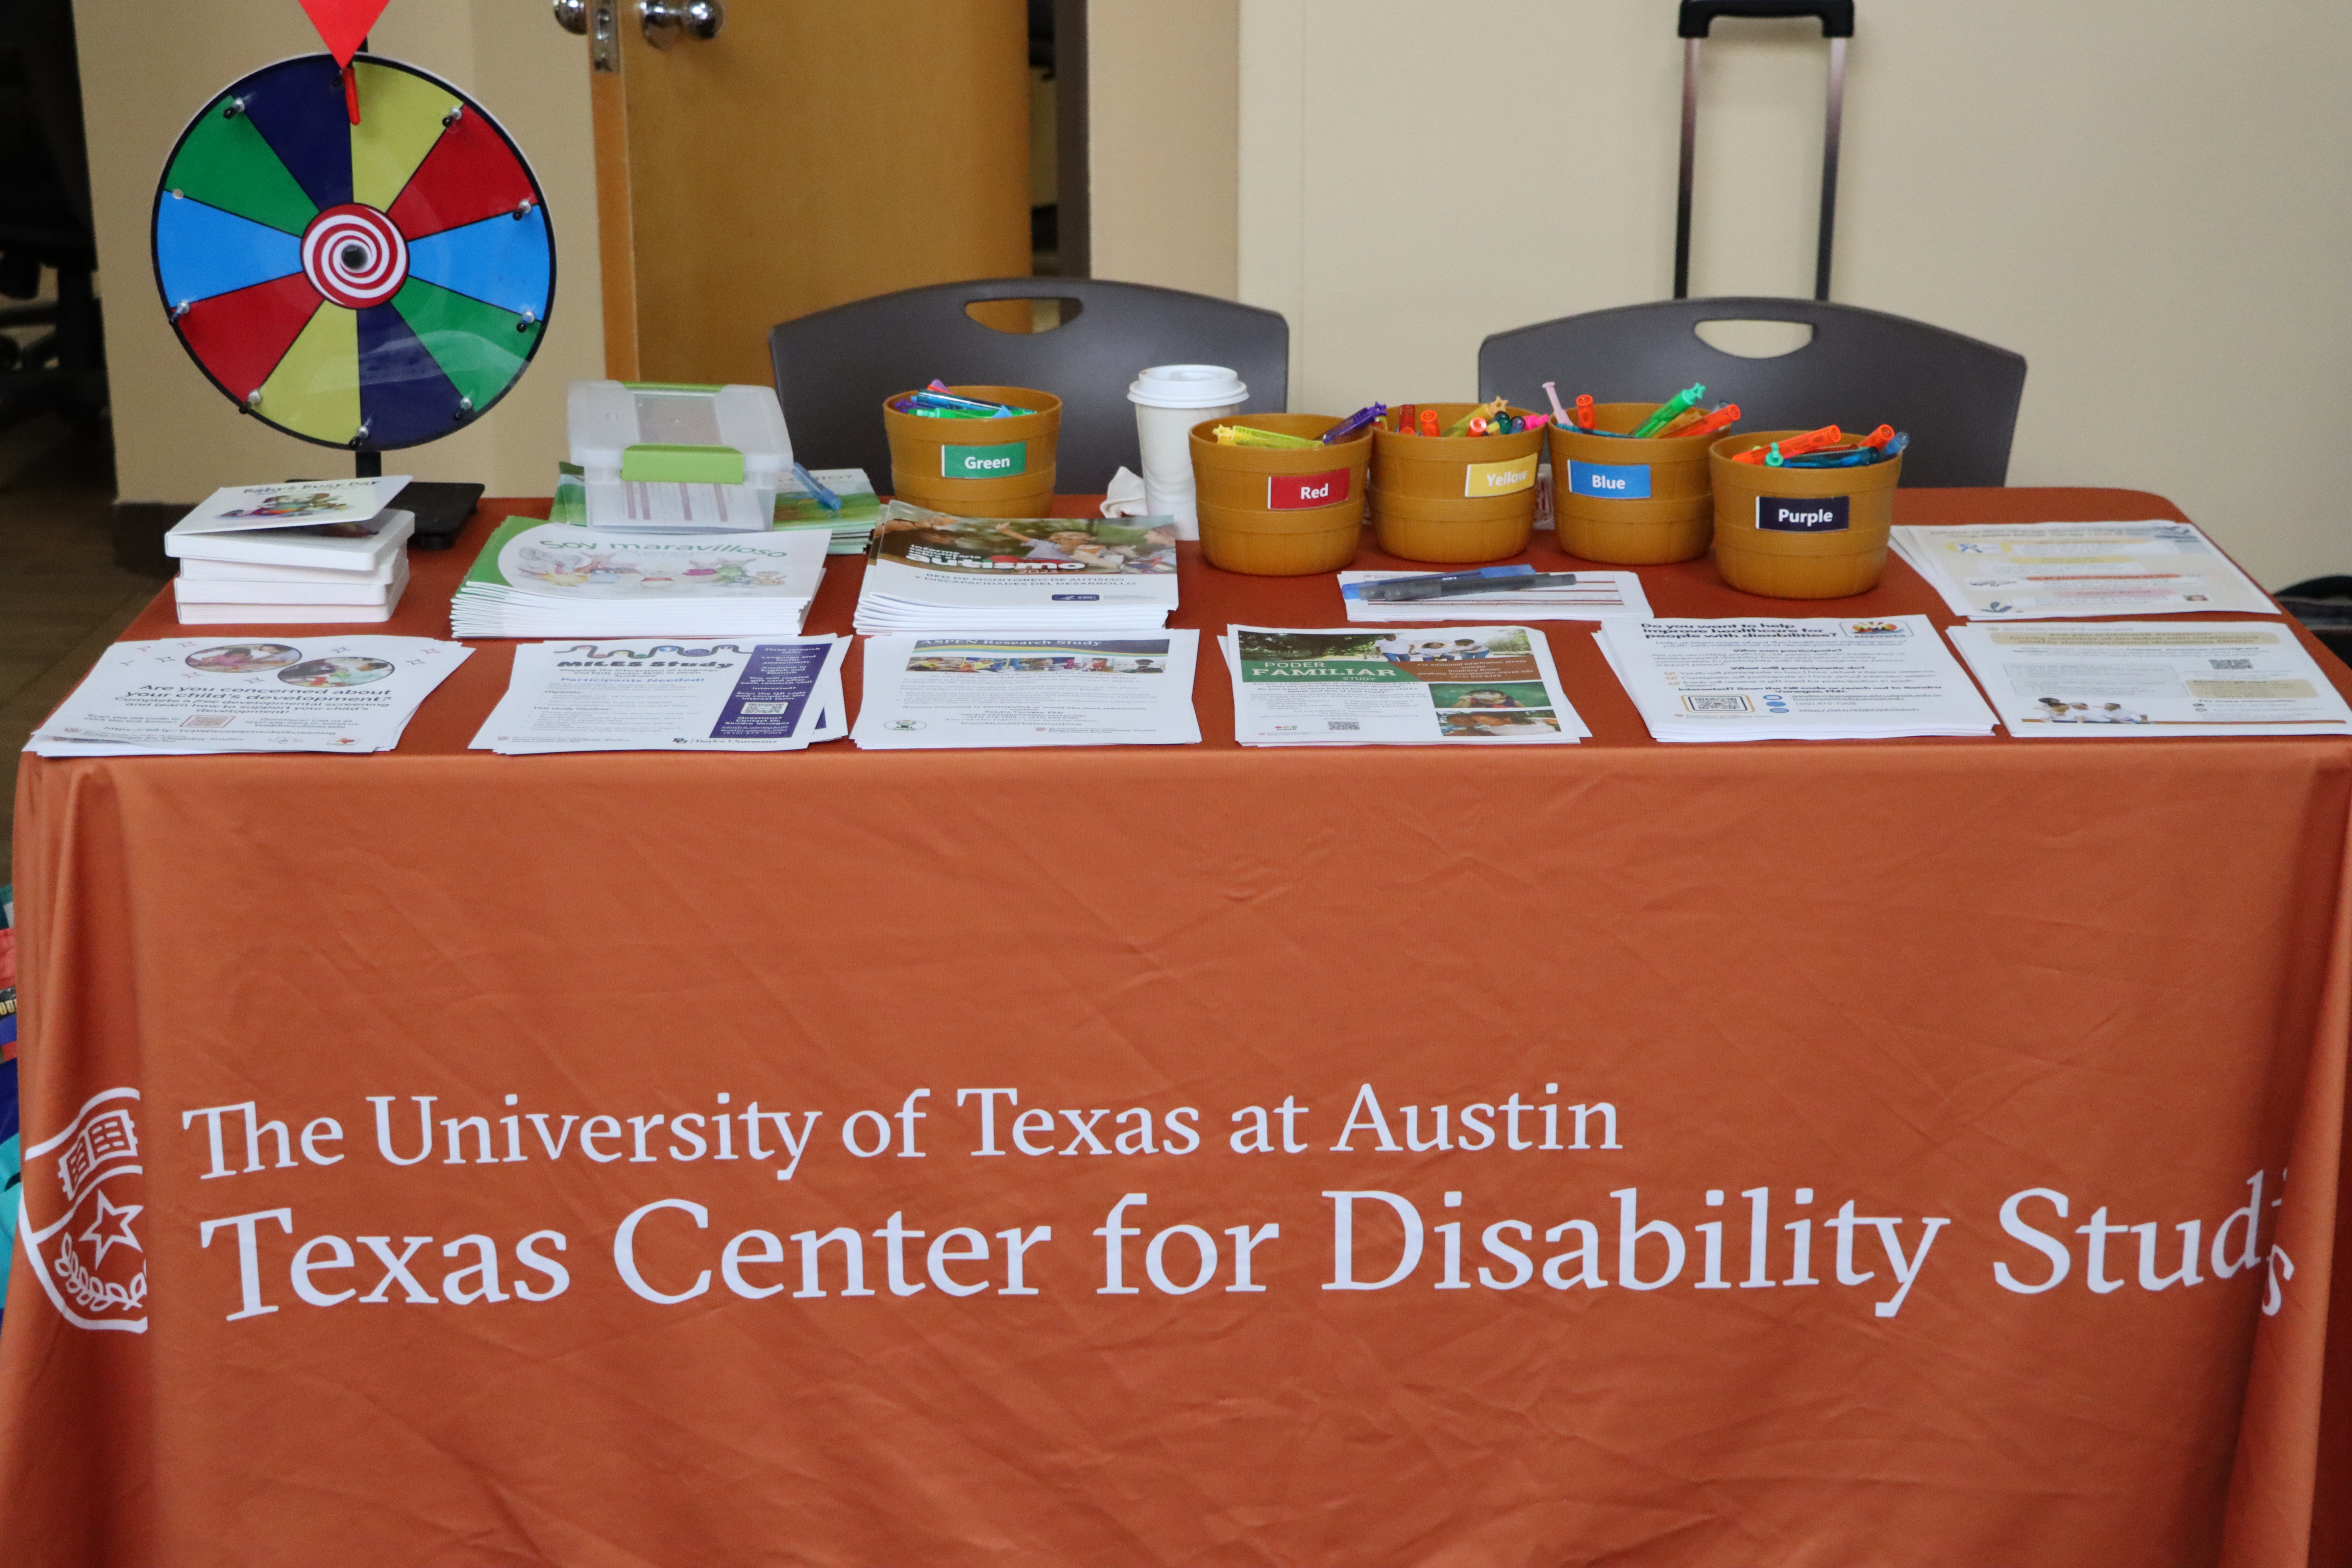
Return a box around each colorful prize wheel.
[152,54,553,451]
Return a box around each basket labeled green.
[884,385,1061,518]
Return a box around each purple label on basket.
[1757,495,1851,532]
[1566,460,1651,499]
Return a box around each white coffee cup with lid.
[1128,364,1248,538]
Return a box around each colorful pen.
[1322,403,1388,443]
[1629,384,1707,439]
[792,461,842,512]
[1214,424,1323,449]
[1679,403,1742,441]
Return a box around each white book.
[168,477,409,536]
[180,553,402,586]
[175,558,408,606]
[168,508,413,572]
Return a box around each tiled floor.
[0,417,168,886]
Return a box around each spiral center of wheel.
[300,204,408,309]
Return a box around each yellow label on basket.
[1463,457,1536,498]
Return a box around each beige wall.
[1086,0,1239,299]
[1087,0,2352,588]
[76,0,604,503]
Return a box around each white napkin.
[1100,466,1151,519]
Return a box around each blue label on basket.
[1566,460,1651,500]
[1757,495,1851,532]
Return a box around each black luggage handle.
[1673,0,1853,301]
[1679,1,1854,39]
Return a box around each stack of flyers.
[470,635,850,754]
[1340,565,1653,623]
[1946,620,2352,736]
[854,502,1179,633]
[1222,625,1587,745]
[1888,520,2276,620]
[551,463,880,554]
[27,636,470,756]
[1594,615,1998,741]
[851,633,1202,750]
[451,519,828,638]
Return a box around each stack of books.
[853,501,1179,633]
[165,478,414,624]
[450,518,829,638]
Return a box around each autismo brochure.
[856,502,1179,632]
[1595,615,1998,741]
[471,636,849,754]
[26,636,470,756]
[851,633,1201,750]
[1946,620,2352,736]
[451,518,828,637]
[1889,520,2276,620]
[1223,625,1587,745]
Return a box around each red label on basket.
[1268,469,1351,510]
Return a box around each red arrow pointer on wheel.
[296,0,392,122]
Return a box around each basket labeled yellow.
[1708,430,1903,599]
[884,385,1060,518]
[1190,413,1371,575]
[1370,404,1541,563]
[1548,401,1715,564]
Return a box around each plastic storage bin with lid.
[567,380,793,532]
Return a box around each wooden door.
[582,0,1034,385]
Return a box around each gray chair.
[1478,297,2026,488]
[769,278,1290,493]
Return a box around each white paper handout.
[1595,615,1996,741]
[855,503,1179,632]
[1889,520,2275,619]
[1340,566,1652,623]
[1946,620,2352,736]
[451,518,828,637]
[1223,625,1587,745]
[168,477,411,537]
[26,636,470,756]
[471,636,850,754]
[852,633,1201,749]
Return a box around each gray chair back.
[769,278,1290,494]
[1478,297,2026,487]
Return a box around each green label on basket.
[1757,495,1850,532]
[1566,459,1651,500]
[943,441,1027,479]
[1464,456,1537,498]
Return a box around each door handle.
[640,0,723,47]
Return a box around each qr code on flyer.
[1681,694,1753,714]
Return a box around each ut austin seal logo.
[19,1088,148,1332]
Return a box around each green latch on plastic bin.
[620,443,745,484]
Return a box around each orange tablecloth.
[6,489,2350,1567]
